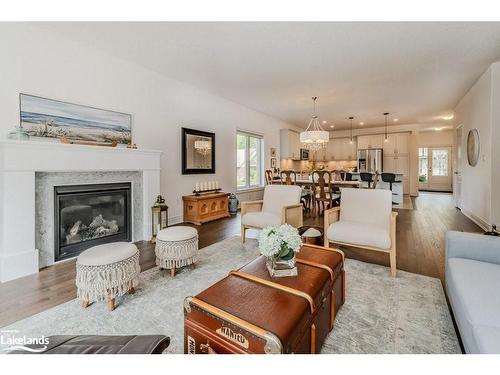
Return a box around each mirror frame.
[181,127,216,174]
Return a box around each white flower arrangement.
[258,224,302,259]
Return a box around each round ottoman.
[155,226,198,277]
[76,242,140,311]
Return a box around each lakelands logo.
[0,330,49,353]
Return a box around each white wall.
[417,130,454,148]
[0,24,296,223]
[454,63,497,228]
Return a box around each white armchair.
[241,185,303,243]
[324,188,398,277]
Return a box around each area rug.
[1,236,459,354]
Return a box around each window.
[237,132,263,190]
[418,147,428,183]
[431,149,449,176]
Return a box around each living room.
[1,2,500,374]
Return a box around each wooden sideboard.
[183,192,230,225]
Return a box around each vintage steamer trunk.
[184,244,345,354]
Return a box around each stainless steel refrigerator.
[357,149,383,173]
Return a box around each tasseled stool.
[76,242,140,311]
[155,226,198,277]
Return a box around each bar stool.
[381,173,402,205]
[359,172,374,189]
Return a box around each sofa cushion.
[241,212,281,228]
[447,258,500,353]
[447,258,500,326]
[261,185,302,216]
[339,188,392,231]
[327,221,391,250]
[472,325,500,354]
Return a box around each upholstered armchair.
[241,185,303,243]
[323,188,398,276]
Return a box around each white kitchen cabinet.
[383,133,409,155]
[342,138,357,160]
[383,154,409,194]
[326,138,356,160]
[357,134,384,149]
[280,129,301,160]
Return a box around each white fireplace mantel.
[0,140,162,282]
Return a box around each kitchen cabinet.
[383,154,409,194]
[326,138,357,160]
[357,134,384,149]
[383,133,409,155]
[280,129,301,160]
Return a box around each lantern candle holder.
[151,195,168,243]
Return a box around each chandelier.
[194,140,212,156]
[300,96,329,150]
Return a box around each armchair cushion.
[339,188,392,231]
[241,211,281,228]
[327,220,391,250]
[261,185,302,216]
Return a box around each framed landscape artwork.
[19,94,132,144]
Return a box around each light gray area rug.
[2,236,460,354]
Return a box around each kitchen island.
[351,172,404,205]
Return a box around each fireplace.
[54,182,132,262]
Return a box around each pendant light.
[349,116,354,144]
[383,112,389,142]
[300,97,329,150]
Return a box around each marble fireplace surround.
[0,140,162,282]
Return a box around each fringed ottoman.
[155,226,198,277]
[76,242,140,311]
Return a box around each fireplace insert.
[54,182,132,262]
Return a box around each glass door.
[428,147,452,191]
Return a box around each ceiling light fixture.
[329,125,335,129]
[322,120,327,124]
[435,127,443,131]
[393,118,399,122]
[349,116,354,144]
[300,96,329,150]
[383,112,389,142]
[359,122,364,126]
[441,114,454,120]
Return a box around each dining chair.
[265,170,274,185]
[280,170,297,185]
[312,170,339,216]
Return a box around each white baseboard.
[169,215,184,226]
[0,249,39,282]
[461,210,489,231]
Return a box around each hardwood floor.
[0,192,481,328]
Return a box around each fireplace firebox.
[54,182,132,262]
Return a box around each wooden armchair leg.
[241,226,246,243]
[389,247,397,277]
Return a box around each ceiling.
[39,22,500,130]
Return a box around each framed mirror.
[467,128,480,167]
[182,127,215,174]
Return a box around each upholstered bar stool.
[381,173,402,205]
[76,242,140,311]
[155,226,198,277]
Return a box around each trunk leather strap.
[296,259,334,281]
[229,271,315,314]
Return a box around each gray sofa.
[445,231,500,353]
